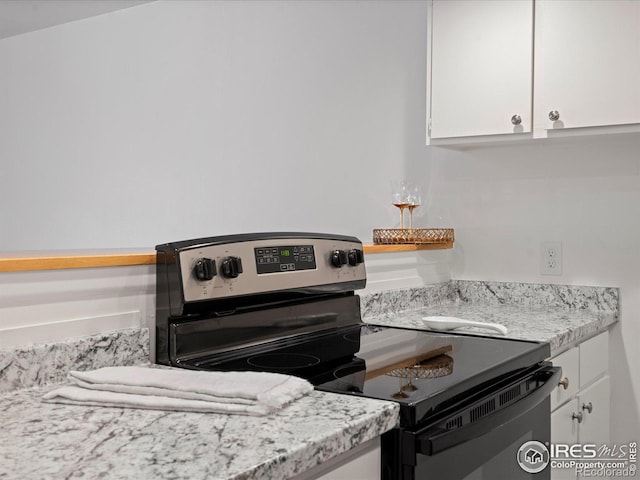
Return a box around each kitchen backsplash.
[360,280,619,320]
[454,281,619,313]
[0,328,148,393]
[359,281,457,318]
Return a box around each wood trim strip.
[0,242,452,273]
[0,253,157,272]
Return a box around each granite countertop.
[365,301,617,355]
[362,280,619,355]
[0,384,399,480]
[0,280,619,480]
[0,328,400,480]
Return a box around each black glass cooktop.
[185,324,549,425]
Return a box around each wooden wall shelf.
[0,242,453,273]
[364,242,453,254]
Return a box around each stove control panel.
[255,245,316,274]
[167,234,366,303]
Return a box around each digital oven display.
[254,245,316,274]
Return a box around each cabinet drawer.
[550,347,579,411]
[578,375,611,446]
[550,399,580,480]
[579,331,609,388]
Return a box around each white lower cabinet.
[551,399,581,480]
[550,331,610,480]
[577,376,611,446]
[294,437,381,480]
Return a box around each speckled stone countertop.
[365,302,615,355]
[0,328,400,480]
[0,384,398,480]
[0,280,619,480]
[362,280,619,355]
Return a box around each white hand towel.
[42,366,314,416]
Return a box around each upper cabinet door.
[429,0,533,139]
[535,0,640,131]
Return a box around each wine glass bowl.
[407,186,422,232]
[391,180,411,230]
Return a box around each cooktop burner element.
[247,353,321,370]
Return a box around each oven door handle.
[415,365,561,456]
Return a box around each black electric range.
[155,233,559,480]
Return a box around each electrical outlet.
[540,242,562,275]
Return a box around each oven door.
[383,365,561,480]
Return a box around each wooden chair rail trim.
[0,243,452,272]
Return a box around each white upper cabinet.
[429,0,533,139]
[428,0,640,144]
[534,0,640,132]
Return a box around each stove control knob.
[348,249,364,266]
[221,256,243,278]
[330,249,348,268]
[193,258,216,281]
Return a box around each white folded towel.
[42,366,314,416]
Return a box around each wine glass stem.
[400,209,405,230]
[409,210,413,231]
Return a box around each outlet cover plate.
[541,241,562,276]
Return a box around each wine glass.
[391,180,411,230]
[407,185,422,232]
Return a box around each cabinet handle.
[572,411,584,423]
[511,114,522,126]
[582,402,593,414]
[558,377,570,390]
[549,110,560,121]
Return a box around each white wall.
[424,134,640,444]
[0,249,452,357]
[0,0,451,349]
[0,265,155,348]
[0,0,429,251]
[1,0,638,450]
